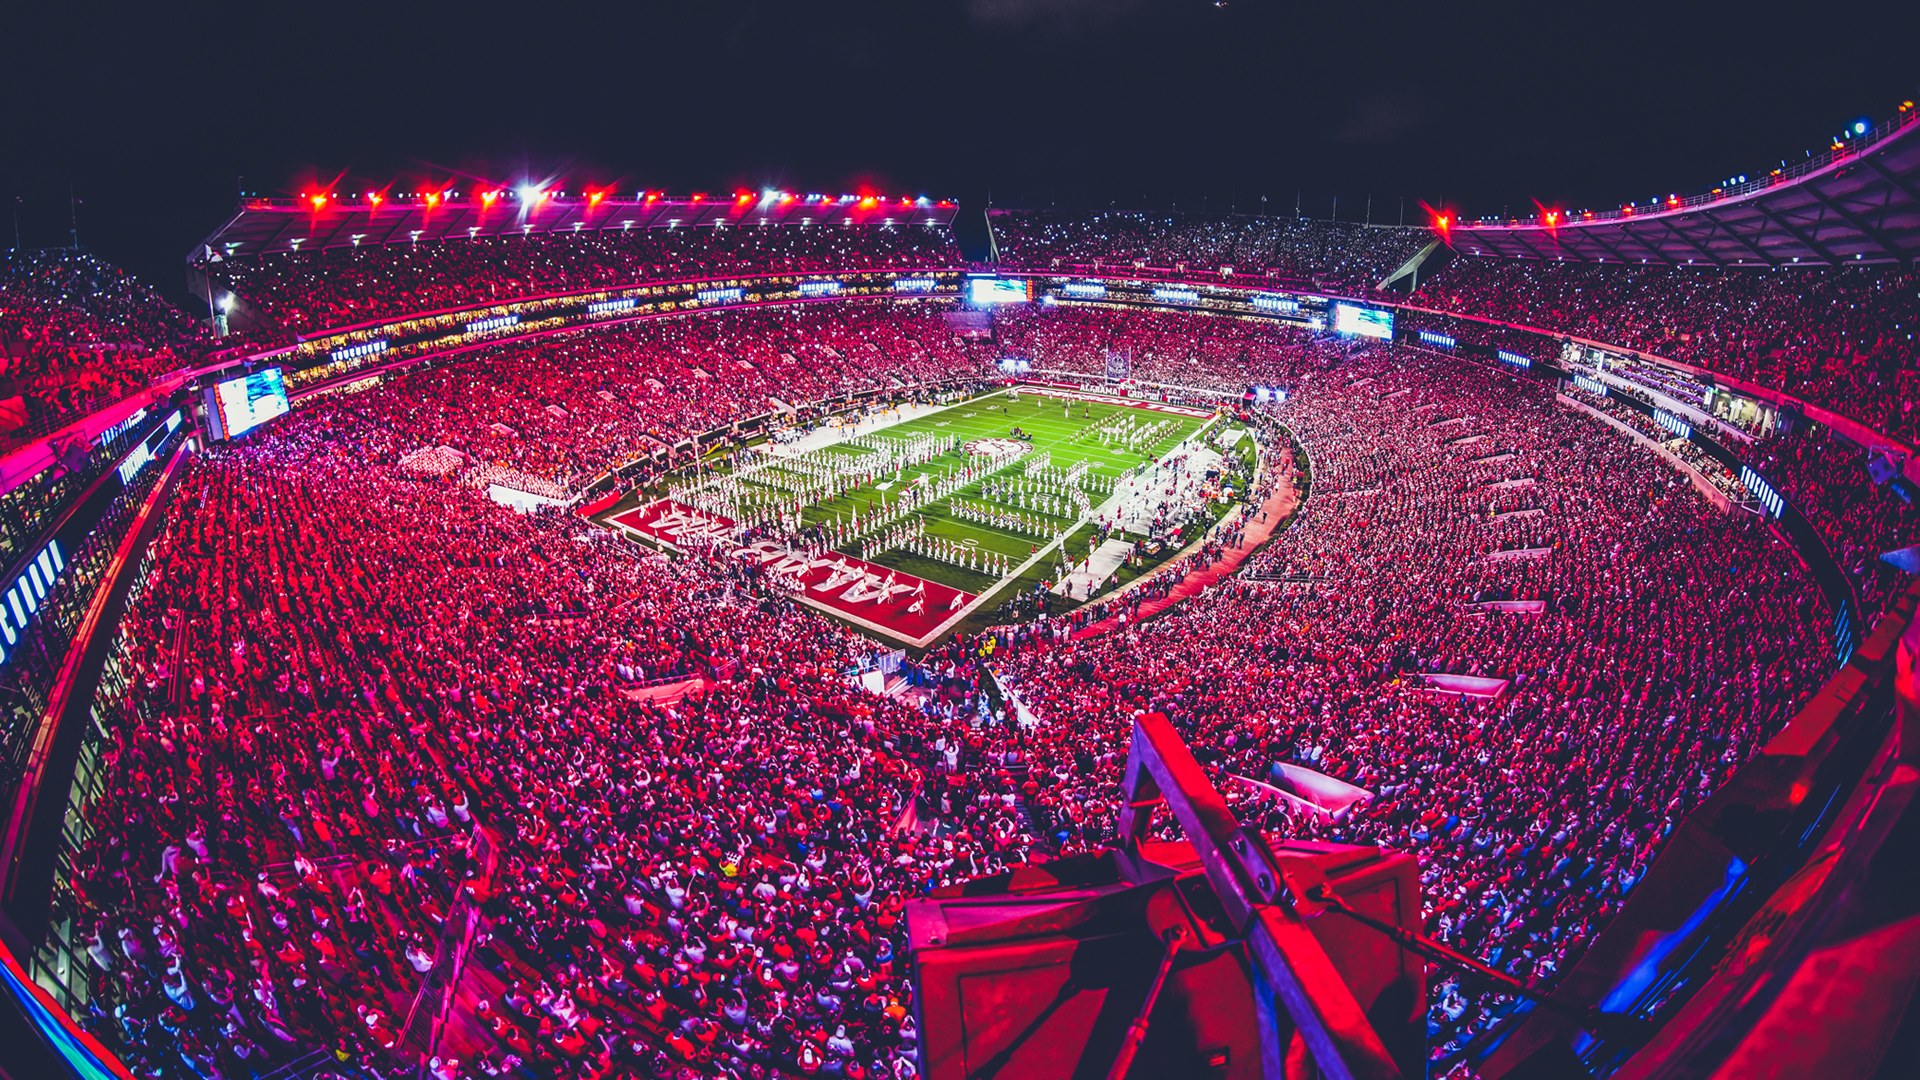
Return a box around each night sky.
[6,0,1917,293]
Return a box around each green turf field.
[671,389,1218,594]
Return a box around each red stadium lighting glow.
[858,196,879,208]
[481,191,498,206]
[308,193,327,210]
[588,191,604,206]
[644,191,660,203]
[735,191,754,205]
[423,191,441,208]
[368,193,384,208]
[691,193,705,202]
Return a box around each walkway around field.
[1053,537,1134,599]
[1071,466,1301,640]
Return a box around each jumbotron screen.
[1332,302,1395,340]
[965,277,1033,305]
[211,368,290,440]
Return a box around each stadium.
[4,6,1920,1079]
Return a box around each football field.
[614,386,1232,645]
[806,390,1209,589]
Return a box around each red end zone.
[731,539,976,642]
[608,500,739,547]
[609,499,975,643]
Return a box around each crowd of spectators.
[77,406,1016,1079]
[988,210,1432,293]
[988,304,1325,393]
[23,258,1873,1079]
[0,249,206,439]
[1557,386,1749,506]
[1755,426,1920,620]
[203,227,961,342]
[1413,258,1920,442]
[972,334,1834,1065]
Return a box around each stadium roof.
[190,192,960,260]
[1449,108,1920,266]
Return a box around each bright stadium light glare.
[517,184,542,203]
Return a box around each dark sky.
[6,0,1917,292]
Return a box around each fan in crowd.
[61,303,1842,1080]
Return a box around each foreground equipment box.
[907,839,1422,1080]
